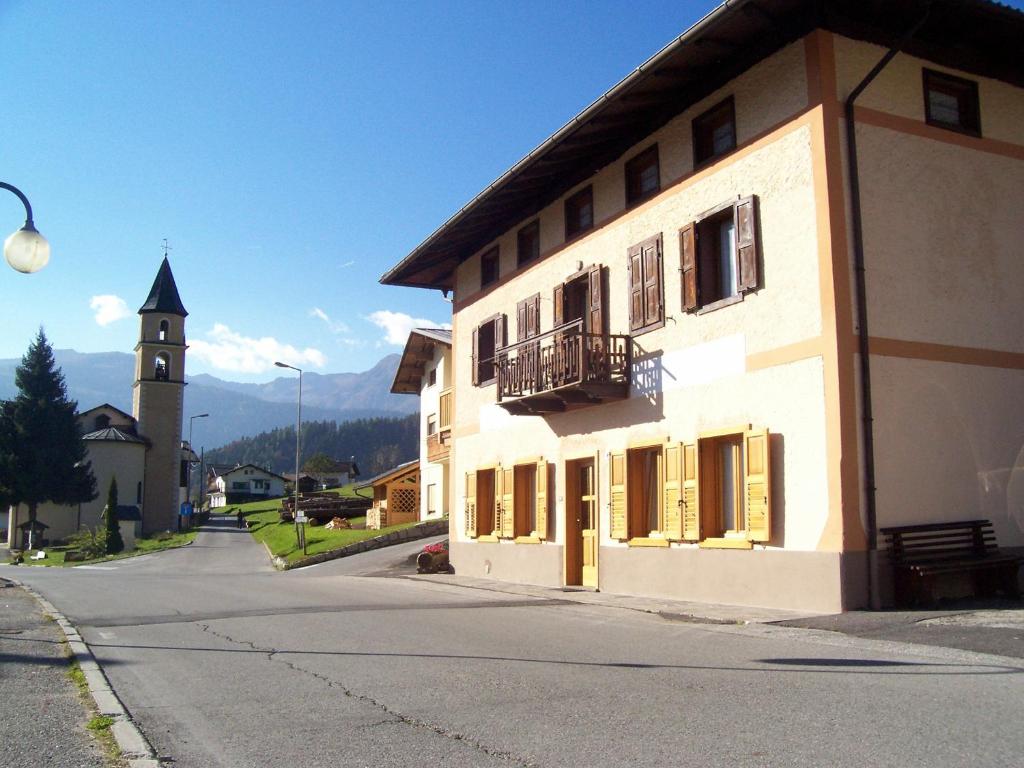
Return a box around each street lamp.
[274,361,304,552]
[1,182,50,274]
[187,413,209,511]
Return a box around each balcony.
[496,319,631,415]
[426,430,450,462]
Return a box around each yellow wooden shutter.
[535,460,548,539]
[609,451,628,540]
[662,443,682,539]
[744,428,771,542]
[501,466,515,538]
[682,442,700,541]
[464,471,477,538]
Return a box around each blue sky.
[3,1,1021,381]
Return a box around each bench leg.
[997,564,1021,599]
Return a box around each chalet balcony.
[426,430,450,462]
[425,387,454,460]
[496,319,631,415]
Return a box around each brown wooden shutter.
[628,245,643,331]
[735,195,759,293]
[495,315,506,349]
[500,466,515,538]
[744,428,771,542]
[587,266,604,336]
[682,442,700,540]
[528,294,540,338]
[663,443,682,540]
[642,235,663,328]
[609,451,628,539]
[535,460,548,539]
[680,223,698,311]
[516,299,528,342]
[464,471,477,539]
[553,283,564,328]
[471,326,480,386]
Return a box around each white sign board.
[295,513,307,523]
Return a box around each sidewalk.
[0,578,109,768]
[405,572,1024,659]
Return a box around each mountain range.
[0,349,417,450]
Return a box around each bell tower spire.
[133,256,187,533]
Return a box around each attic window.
[94,414,111,430]
[693,97,736,166]
[481,246,499,288]
[923,69,980,136]
[625,144,660,207]
[517,221,540,268]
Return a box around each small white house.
[207,464,287,508]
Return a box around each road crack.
[198,623,537,767]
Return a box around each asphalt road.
[8,517,1024,768]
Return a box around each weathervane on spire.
[161,238,172,258]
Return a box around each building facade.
[207,464,287,507]
[381,1,1024,612]
[391,328,452,523]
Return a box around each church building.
[5,257,189,548]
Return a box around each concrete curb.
[271,518,449,571]
[4,576,158,765]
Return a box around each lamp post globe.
[5,224,50,274]
[1,181,50,274]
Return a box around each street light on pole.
[187,413,209,514]
[2,181,50,274]
[274,362,304,553]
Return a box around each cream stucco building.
[391,328,452,523]
[381,0,1024,612]
[5,258,190,547]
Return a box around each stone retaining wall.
[273,518,448,571]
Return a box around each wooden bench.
[881,519,1022,607]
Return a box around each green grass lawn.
[227,495,419,564]
[15,529,198,567]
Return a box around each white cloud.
[368,310,451,346]
[340,260,355,268]
[310,307,350,334]
[90,295,131,326]
[189,323,326,374]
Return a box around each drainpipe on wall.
[844,5,932,609]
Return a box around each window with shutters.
[565,185,594,240]
[680,195,759,314]
[426,414,437,436]
[469,467,500,538]
[516,293,541,342]
[480,246,499,288]
[625,144,660,206]
[693,97,736,167]
[513,460,549,541]
[627,234,664,335]
[428,367,437,387]
[517,220,540,268]
[691,427,772,548]
[609,444,672,544]
[472,314,505,386]
[923,69,980,136]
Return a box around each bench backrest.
[881,519,999,565]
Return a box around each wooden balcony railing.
[426,431,450,462]
[439,387,453,431]
[496,319,631,414]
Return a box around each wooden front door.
[579,461,599,588]
[566,458,599,588]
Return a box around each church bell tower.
[132,257,187,534]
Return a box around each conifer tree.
[103,475,124,554]
[0,329,97,547]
